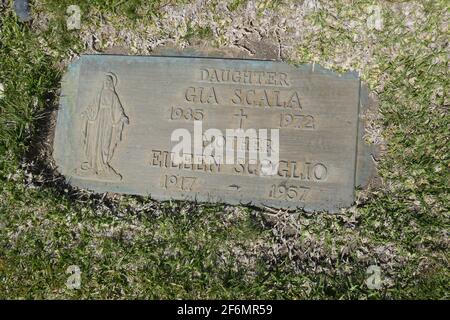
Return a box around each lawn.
[0,0,448,299]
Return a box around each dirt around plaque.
[53,55,375,212]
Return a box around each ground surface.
[0,0,448,299]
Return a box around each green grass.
[40,0,174,22]
[0,0,449,299]
[227,0,249,12]
[183,25,214,42]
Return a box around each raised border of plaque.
[53,55,376,212]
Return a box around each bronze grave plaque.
[53,55,374,212]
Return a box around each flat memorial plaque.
[53,55,374,212]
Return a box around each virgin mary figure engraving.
[77,73,129,181]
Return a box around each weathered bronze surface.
[53,55,374,212]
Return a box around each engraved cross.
[234,108,248,129]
